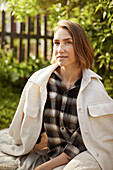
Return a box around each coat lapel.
[79,69,102,94]
[28,63,58,89]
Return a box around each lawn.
[0,86,21,129]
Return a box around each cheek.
[53,47,57,55]
[53,45,55,52]
[69,48,76,59]
[71,49,76,55]
[67,45,74,51]
[52,49,57,60]
[68,47,75,55]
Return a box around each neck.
[59,64,82,89]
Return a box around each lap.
[64,151,101,170]
[0,130,101,170]
[51,151,101,170]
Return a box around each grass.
[0,85,21,129]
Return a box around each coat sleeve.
[9,81,30,144]
[1,81,43,156]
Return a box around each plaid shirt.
[42,69,86,158]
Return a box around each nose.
[57,44,65,53]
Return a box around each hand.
[34,163,52,170]
[34,165,45,170]
[34,152,71,170]
[34,165,44,170]
[34,132,48,152]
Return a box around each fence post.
[0,11,53,62]
[51,31,54,57]
[17,22,24,62]
[34,14,40,58]
[25,16,31,61]
[10,14,15,48]
[44,15,47,60]
[1,11,5,49]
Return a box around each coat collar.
[29,63,102,91]
[83,69,102,80]
[28,63,59,87]
[79,69,102,93]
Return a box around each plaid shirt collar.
[53,67,82,91]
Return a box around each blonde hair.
[52,20,93,70]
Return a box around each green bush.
[69,0,113,98]
[0,48,50,129]
[0,86,20,129]
[0,48,50,89]
[1,0,113,98]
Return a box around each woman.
[0,20,113,170]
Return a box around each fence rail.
[0,11,53,61]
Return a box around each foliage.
[0,86,20,129]
[92,0,113,97]
[0,48,50,129]
[1,0,113,91]
[75,0,113,98]
[1,0,67,22]
[0,48,50,89]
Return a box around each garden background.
[0,0,113,129]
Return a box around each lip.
[57,56,67,59]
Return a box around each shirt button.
[61,127,65,131]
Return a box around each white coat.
[1,63,113,170]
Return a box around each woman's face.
[53,28,78,68]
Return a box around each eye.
[53,41,60,45]
[65,41,72,44]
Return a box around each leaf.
[10,72,19,82]
[101,37,105,42]
[99,59,105,68]
[103,11,107,19]
[95,4,103,13]
[108,15,113,25]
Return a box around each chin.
[57,62,66,67]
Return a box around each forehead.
[54,28,72,40]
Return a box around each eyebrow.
[53,38,72,42]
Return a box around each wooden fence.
[0,11,53,62]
